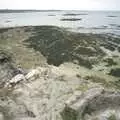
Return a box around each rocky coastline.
[0,26,120,120]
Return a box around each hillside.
[0,26,120,120]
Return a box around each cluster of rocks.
[0,50,23,88]
[0,51,120,120]
[0,65,53,120]
[61,88,120,120]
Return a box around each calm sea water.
[0,11,120,34]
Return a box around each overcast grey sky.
[0,0,120,10]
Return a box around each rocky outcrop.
[0,63,120,120]
[61,88,120,120]
[5,74,25,87]
[0,50,22,88]
[0,65,72,120]
[0,26,120,120]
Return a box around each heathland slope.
[0,26,120,120]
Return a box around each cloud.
[0,0,119,10]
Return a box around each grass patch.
[0,28,9,33]
[108,114,116,120]
[84,75,120,89]
[103,58,117,67]
[109,68,120,77]
[101,43,115,51]
[0,27,46,69]
[76,84,89,92]
[84,75,108,85]
[118,47,120,52]
[24,26,105,69]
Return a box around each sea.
[0,10,120,35]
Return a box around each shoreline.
[0,25,120,36]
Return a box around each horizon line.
[0,9,120,11]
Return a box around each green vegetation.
[76,83,89,92]
[118,47,120,52]
[84,75,120,89]
[102,43,115,51]
[61,106,78,120]
[103,58,117,66]
[84,75,110,87]
[0,25,120,82]
[0,27,46,69]
[0,28,9,33]
[109,68,120,77]
[25,26,105,69]
[108,114,116,120]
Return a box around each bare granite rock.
[5,74,25,88]
[0,65,80,120]
[0,51,119,120]
[25,69,40,81]
[61,88,120,120]
[0,64,120,120]
[0,50,25,88]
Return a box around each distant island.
[0,9,61,13]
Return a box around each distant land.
[0,9,62,13]
[0,9,120,13]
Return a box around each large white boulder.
[25,69,40,81]
[5,74,25,87]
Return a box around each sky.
[0,0,120,11]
